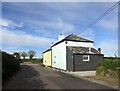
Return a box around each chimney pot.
[51,42,54,46]
[98,48,101,54]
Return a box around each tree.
[13,52,20,59]
[28,50,36,59]
[21,52,27,60]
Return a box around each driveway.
[66,71,96,76]
[3,63,119,90]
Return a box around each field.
[21,58,43,64]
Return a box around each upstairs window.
[83,55,89,61]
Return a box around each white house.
[51,34,103,71]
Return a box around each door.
[73,54,84,71]
[73,54,91,71]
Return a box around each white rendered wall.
[52,41,66,70]
[66,41,93,47]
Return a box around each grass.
[87,75,119,83]
[22,59,43,64]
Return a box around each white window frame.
[83,55,90,61]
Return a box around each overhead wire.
[75,1,120,36]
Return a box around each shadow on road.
[3,65,47,89]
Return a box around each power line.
[76,1,120,36]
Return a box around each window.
[83,55,89,61]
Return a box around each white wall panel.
[52,41,66,70]
[66,41,93,47]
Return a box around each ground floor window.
[83,55,90,61]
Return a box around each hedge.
[96,58,120,78]
[2,51,20,84]
[22,59,43,64]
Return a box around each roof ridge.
[51,34,93,47]
[64,34,74,39]
[66,34,93,41]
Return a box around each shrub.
[2,51,20,83]
[96,58,120,78]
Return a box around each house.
[42,48,52,67]
[51,34,104,71]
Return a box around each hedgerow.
[22,59,43,64]
[96,58,120,78]
[2,51,20,84]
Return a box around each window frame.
[83,55,90,61]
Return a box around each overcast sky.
[1,2,118,57]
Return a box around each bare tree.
[21,52,27,59]
[28,50,36,59]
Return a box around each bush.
[96,58,120,78]
[2,51,20,83]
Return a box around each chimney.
[98,48,101,54]
[89,46,91,53]
[58,33,65,41]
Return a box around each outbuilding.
[42,48,52,67]
[66,46,103,71]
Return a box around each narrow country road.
[3,63,118,90]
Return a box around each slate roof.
[67,46,101,54]
[42,48,51,54]
[52,34,93,47]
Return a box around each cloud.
[1,28,56,48]
[0,19,23,28]
[38,18,75,33]
[3,2,116,26]
[2,2,87,21]
[27,17,76,35]
[1,17,75,35]
[2,2,117,34]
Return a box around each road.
[3,63,119,90]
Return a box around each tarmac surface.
[64,71,119,89]
[2,63,119,90]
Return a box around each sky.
[1,2,118,58]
